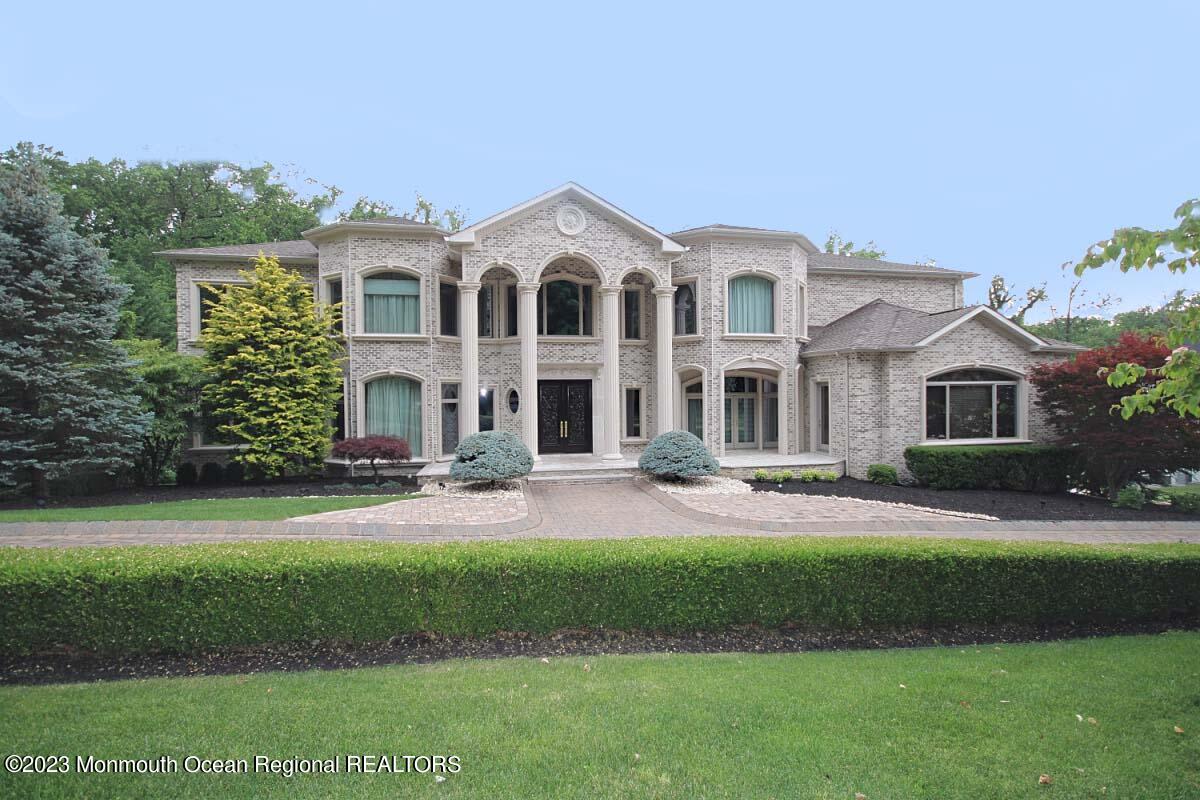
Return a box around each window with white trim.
[728,275,776,334]
[538,279,593,336]
[440,382,459,456]
[796,280,808,338]
[674,279,698,336]
[623,386,644,439]
[622,287,642,340]
[438,280,458,336]
[363,272,421,334]
[925,369,1020,441]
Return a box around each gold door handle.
[559,421,566,438]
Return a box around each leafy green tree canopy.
[0,144,149,497]
[824,231,886,260]
[200,255,345,478]
[1076,198,1200,418]
[120,338,205,486]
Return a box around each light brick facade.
[165,183,1078,477]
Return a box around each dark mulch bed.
[0,476,420,511]
[1,621,1192,686]
[748,478,1194,522]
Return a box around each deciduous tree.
[121,338,205,485]
[1029,333,1200,497]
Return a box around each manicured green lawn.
[1,633,1196,799]
[0,495,419,522]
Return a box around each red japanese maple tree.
[330,436,412,482]
[1029,333,1200,497]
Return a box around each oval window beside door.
[507,389,520,414]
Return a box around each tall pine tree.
[0,145,149,498]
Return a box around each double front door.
[538,380,592,453]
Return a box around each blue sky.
[2,1,1196,320]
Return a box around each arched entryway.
[720,358,788,456]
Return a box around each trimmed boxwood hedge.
[905,444,1076,491]
[1,539,1197,656]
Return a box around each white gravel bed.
[754,490,1000,521]
[649,475,753,494]
[418,479,525,499]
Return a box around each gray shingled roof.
[808,251,973,276]
[671,223,810,237]
[803,300,977,354]
[156,240,317,260]
[335,216,445,229]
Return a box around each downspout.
[844,354,851,469]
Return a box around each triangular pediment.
[447,182,686,255]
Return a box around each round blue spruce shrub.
[638,430,719,481]
[449,431,534,482]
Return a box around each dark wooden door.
[538,380,592,453]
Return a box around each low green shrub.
[639,431,719,480]
[771,470,794,483]
[867,464,899,485]
[1114,484,1147,510]
[199,462,224,486]
[223,461,245,484]
[1164,486,1200,514]
[1,539,1196,657]
[175,462,198,486]
[799,470,838,483]
[449,431,533,482]
[753,469,771,482]
[904,445,1075,491]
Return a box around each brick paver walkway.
[1,482,1198,548]
[290,494,526,526]
[676,492,966,523]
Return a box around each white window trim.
[795,279,809,340]
[437,377,462,460]
[538,272,598,338]
[354,265,426,339]
[919,366,1029,443]
[621,383,648,442]
[477,383,499,432]
[672,277,701,339]
[189,279,249,342]
[723,269,784,338]
[355,369,429,462]
[620,285,647,342]
[436,276,460,339]
[809,379,831,453]
[681,378,706,442]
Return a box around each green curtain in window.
[729,276,774,334]
[364,276,420,334]
[366,377,423,457]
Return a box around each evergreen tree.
[0,145,149,498]
[200,255,344,477]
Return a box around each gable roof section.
[155,239,318,264]
[808,251,977,278]
[447,182,687,255]
[803,300,1084,357]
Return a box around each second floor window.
[728,275,774,334]
[538,280,593,336]
[622,288,641,339]
[674,282,697,335]
[364,274,420,334]
[439,281,458,336]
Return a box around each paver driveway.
[0,482,1198,547]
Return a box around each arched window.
[674,281,698,335]
[365,376,423,457]
[728,275,775,334]
[363,272,420,334]
[925,368,1020,441]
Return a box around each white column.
[600,285,622,460]
[653,286,676,436]
[458,281,481,438]
[517,282,540,459]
